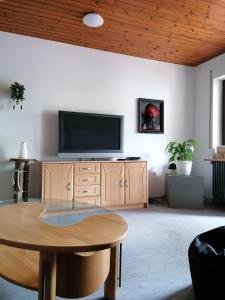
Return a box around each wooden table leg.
[38,252,45,300]
[38,252,57,300]
[104,246,119,300]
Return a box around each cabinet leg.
[104,246,119,300]
[38,252,57,300]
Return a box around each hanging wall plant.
[10,82,26,110]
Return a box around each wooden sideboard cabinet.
[42,160,148,208]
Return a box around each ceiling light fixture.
[83,13,104,28]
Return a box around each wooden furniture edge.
[204,158,225,162]
[42,160,149,208]
[106,203,148,210]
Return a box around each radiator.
[212,161,225,201]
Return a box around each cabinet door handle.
[124,180,128,187]
[66,183,71,191]
[120,180,123,187]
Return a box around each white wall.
[194,53,225,199]
[0,31,194,199]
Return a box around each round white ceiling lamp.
[83,13,104,28]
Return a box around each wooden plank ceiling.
[1,0,225,66]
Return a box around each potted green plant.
[165,139,196,175]
[10,82,26,110]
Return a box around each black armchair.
[188,226,225,300]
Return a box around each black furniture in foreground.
[188,226,225,300]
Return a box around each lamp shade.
[83,13,104,28]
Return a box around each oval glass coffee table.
[0,201,128,300]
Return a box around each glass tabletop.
[0,198,41,207]
[0,199,15,206]
[40,201,113,227]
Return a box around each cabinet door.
[101,163,124,207]
[42,163,73,204]
[125,162,148,204]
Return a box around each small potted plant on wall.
[10,82,26,110]
[165,139,196,175]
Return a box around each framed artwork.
[138,98,164,133]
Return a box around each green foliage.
[165,139,196,162]
[10,82,25,101]
[10,82,26,110]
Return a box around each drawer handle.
[66,183,71,191]
[82,167,91,170]
[82,190,90,193]
[82,178,91,182]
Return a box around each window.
[212,77,223,149]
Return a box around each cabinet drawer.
[74,196,100,206]
[75,163,100,174]
[74,185,100,197]
[74,174,100,186]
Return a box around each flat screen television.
[58,111,124,159]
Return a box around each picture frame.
[138,98,164,133]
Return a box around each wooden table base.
[0,245,119,300]
[38,252,57,300]
[104,246,119,300]
[0,203,127,300]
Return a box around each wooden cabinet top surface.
[42,160,147,164]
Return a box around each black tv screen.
[59,111,124,153]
